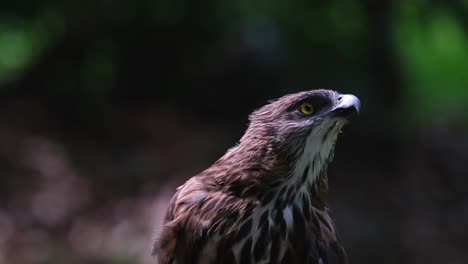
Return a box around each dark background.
[1,1,468,263]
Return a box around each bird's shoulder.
[154,175,257,264]
[306,206,349,264]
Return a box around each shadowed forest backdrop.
[1,0,468,263]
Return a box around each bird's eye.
[299,102,314,115]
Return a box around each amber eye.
[299,102,314,115]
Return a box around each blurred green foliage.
[0,9,63,84]
[0,0,467,120]
[0,21,43,83]
[394,2,468,122]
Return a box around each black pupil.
[304,105,311,112]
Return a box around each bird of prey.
[154,89,360,264]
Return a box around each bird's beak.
[332,94,360,118]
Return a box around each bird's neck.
[287,130,340,207]
[217,137,333,209]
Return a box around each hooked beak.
[332,94,360,118]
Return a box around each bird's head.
[237,89,360,187]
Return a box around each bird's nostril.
[337,96,343,101]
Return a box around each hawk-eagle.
[154,89,360,264]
